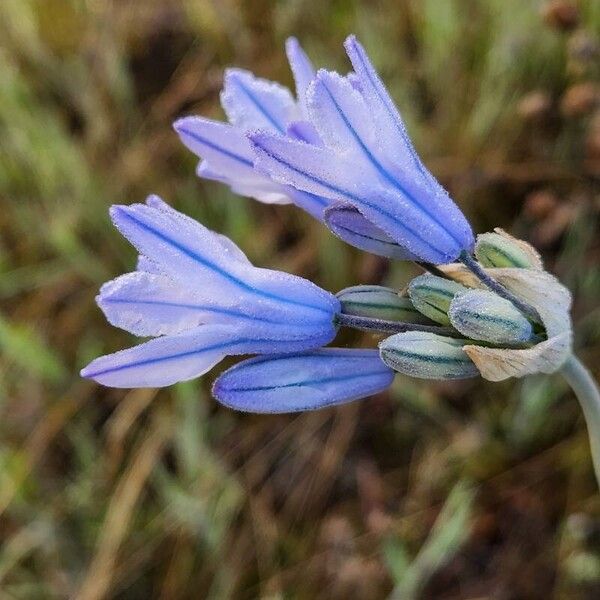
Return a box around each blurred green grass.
[0,0,599,598]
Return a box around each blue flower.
[173,38,415,260]
[80,196,340,388]
[249,35,474,264]
[173,38,327,220]
[213,348,394,413]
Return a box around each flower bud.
[379,332,479,380]
[475,231,541,269]
[407,274,468,325]
[449,290,534,345]
[336,285,431,323]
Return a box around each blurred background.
[0,0,599,598]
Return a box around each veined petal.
[324,204,417,260]
[250,130,367,202]
[221,68,299,133]
[286,120,322,145]
[343,35,430,184]
[307,69,473,259]
[81,324,336,389]
[98,271,209,336]
[145,195,253,265]
[285,37,316,116]
[249,132,465,263]
[136,255,162,275]
[174,117,258,180]
[109,202,340,327]
[196,161,293,205]
[213,348,394,413]
[307,70,379,164]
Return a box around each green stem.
[335,313,462,337]
[560,355,600,489]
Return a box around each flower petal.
[97,270,295,337]
[249,132,464,263]
[221,68,299,133]
[343,35,431,185]
[174,117,258,180]
[136,255,162,274]
[98,271,209,336]
[307,69,474,259]
[81,326,234,388]
[307,70,378,161]
[285,37,316,116]
[212,348,394,413]
[324,204,417,260]
[109,202,340,329]
[82,323,336,389]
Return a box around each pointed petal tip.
[285,36,300,51]
[343,34,359,51]
[173,116,193,134]
[145,194,166,209]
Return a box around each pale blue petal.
[212,348,394,413]
[343,35,427,182]
[307,69,474,260]
[249,132,465,263]
[286,120,322,145]
[174,117,258,180]
[307,70,379,164]
[136,255,162,274]
[221,69,299,133]
[250,130,369,202]
[109,202,340,327]
[196,161,293,205]
[285,37,316,116]
[98,271,208,336]
[145,195,254,264]
[81,324,337,389]
[324,204,418,260]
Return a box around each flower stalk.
[560,355,600,487]
[335,313,462,337]
[459,250,542,323]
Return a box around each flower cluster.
[82,36,572,414]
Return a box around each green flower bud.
[449,290,534,345]
[407,274,469,325]
[475,231,542,269]
[379,332,479,380]
[336,285,431,323]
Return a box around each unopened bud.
[336,285,430,323]
[408,274,468,325]
[379,332,479,380]
[449,290,534,345]
[475,231,541,269]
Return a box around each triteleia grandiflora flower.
[84,36,600,486]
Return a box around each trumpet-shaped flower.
[174,38,419,260]
[173,38,328,220]
[249,36,474,264]
[81,196,340,388]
